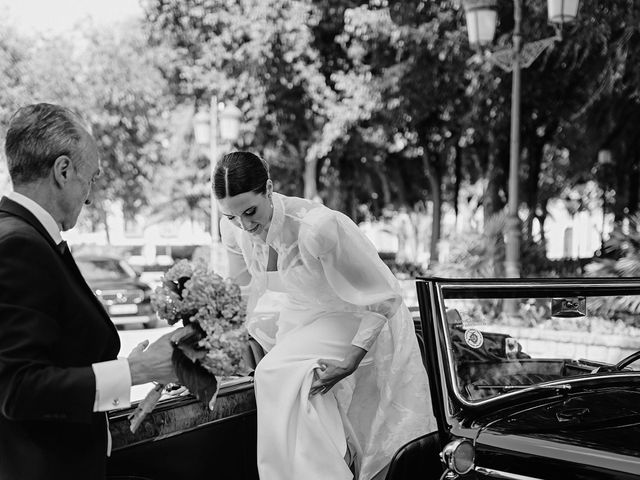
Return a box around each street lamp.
[462,0,580,278]
[194,96,242,269]
[463,0,497,47]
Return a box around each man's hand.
[127,332,178,386]
[309,345,367,396]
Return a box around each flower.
[151,259,248,376]
[130,259,248,433]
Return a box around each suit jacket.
[0,197,120,480]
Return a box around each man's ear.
[52,155,72,187]
[266,179,273,197]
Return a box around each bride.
[214,151,436,480]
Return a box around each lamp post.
[194,96,242,269]
[462,0,580,277]
[597,149,612,252]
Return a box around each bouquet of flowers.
[129,259,247,433]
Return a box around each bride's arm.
[304,211,402,345]
[303,210,404,394]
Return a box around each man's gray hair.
[4,103,87,185]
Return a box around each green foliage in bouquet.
[151,259,248,405]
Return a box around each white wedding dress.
[221,193,436,480]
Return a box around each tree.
[76,24,173,233]
[0,21,173,237]
[338,0,472,264]
[147,104,213,228]
[143,0,340,199]
[138,0,640,271]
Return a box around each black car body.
[75,254,158,328]
[105,277,640,479]
[416,277,640,479]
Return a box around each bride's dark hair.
[213,151,270,199]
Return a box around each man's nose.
[240,217,251,230]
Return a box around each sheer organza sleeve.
[301,209,403,351]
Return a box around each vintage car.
[76,254,159,329]
[106,277,640,479]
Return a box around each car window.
[77,259,130,280]
[439,287,640,404]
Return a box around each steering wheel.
[614,350,640,371]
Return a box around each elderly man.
[0,103,176,479]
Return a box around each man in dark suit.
[0,103,177,479]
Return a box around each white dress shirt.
[6,191,132,413]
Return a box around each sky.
[0,0,143,35]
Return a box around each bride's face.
[218,188,273,239]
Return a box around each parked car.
[105,277,640,479]
[75,254,159,329]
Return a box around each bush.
[426,211,586,279]
[585,214,640,277]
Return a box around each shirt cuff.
[92,359,132,412]
[351,311,387,351]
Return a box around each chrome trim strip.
[426,281,454,434]
[474,466,543,480]
[480,433,640,475]
[435,286,466,410]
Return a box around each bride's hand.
[310,345,367,396]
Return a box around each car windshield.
[76,258,136,280]
[438,281,640,404]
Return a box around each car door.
[106,377,258,480]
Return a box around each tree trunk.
[525,136,544,241]
[350,185,358,220]
[537,197,548,245]
[613,150,626,222]
[483,134,508,274]
[375,164,392,206]
[628,145,639,215]
[101,204,111,245]
[484,141,507,222]
[303,156,319,200]
[453,146,461,224]
[389,167,406,206]
[423,151,441,268]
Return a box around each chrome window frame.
[428,278,640,409]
